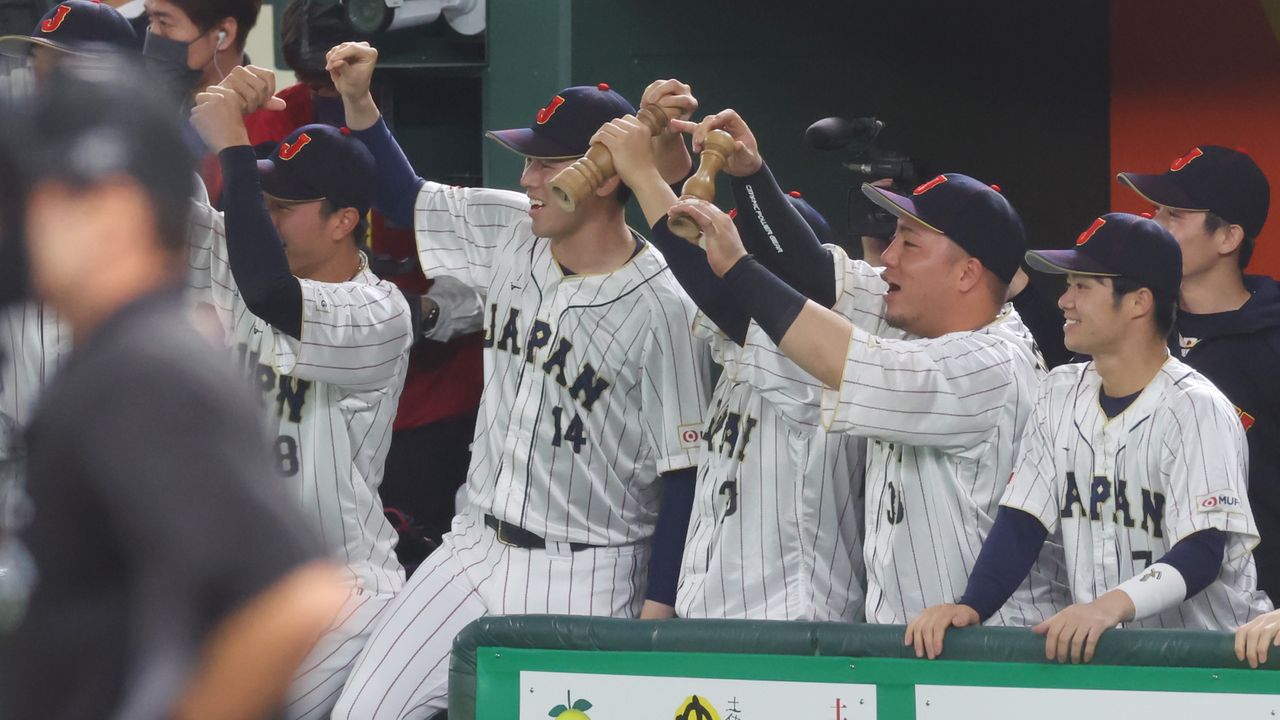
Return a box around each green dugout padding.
[448,616,1280,718]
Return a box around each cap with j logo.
[486,83,637,160]
[257,124,376,214]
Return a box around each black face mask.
[142,29,202,104]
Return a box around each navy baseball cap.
[862,173,1026,283]
[0,0,137,58]
[486,83,637,160]
[787,190,834,245]
[1026,213,1182,299]
[1118,146,1270,238]
[257,124,375,214]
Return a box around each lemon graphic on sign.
[675,694,721,720]
[548,690,592,719]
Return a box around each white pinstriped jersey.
[1,302,70,429]
[677,245,869,621]
[757,256,1070,625]
[186,201,411,596]
[413,182,710,547]
[1001,358,1273,629]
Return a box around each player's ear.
[328,207,360,240]
[214,18,238,50]
[1128,286,1155,322]
[954,256,985,294]
[1216,222,1246,257]
[594,174,622,199]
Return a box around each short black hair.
[280,0,352,87]
[615,181,632,207]
[21,54,195,253]
[1111,276,1177,339]
[168,0,261,49]
[1203,210,1256,270]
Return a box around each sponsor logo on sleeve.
[1197,489,1243,514]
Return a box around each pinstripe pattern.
[1001,357,1274,629]
[186,201,411,718]
[677,246,874,621]
[741,254,1070,625]
[331,181,709,719]
[0,302,70,430]
[412,182,710,546]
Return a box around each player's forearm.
[630,166,681,229]
[730,163,837,307]
[172,561,347,720]
[720,255,849,387]
[648,219,749,345]
[645,467,696,607]
[351,117,426,229]
[218,146,303,338]
[653,131,693,186]
[342,91,381,132]
[958,506,1049,622]
[1114,529,1224,621]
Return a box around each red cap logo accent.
[41,4,71,33]
[536,95,565,125]
[788,190,802,198]
[278,133,312,161]
[1075,217,1106,246]
[990,184,1002,193]
[913,175,947,195]
[596,82,610,91]
[1170,147,1203,172]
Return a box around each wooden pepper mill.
[549,103,677,212]
[667,129,736,241]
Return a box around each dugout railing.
[447,615,1280,719]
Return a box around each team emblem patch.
[1170,147,1203,172]
[1197,490,1243,514]
[536,95,566,124]
[678,423,701,448]
[1076,217,1106,246]
[278,133,312,160]
[913,175,947,195]
[41,4,71,33]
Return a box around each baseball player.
[1,59,346,720]
[906,213,1272,664]
[1117,147,1280,603]
[670,137,1070,626]
[0,0,137,92]
[326,44,710,718]
[0,0,141,433]
[187,67,413,720]
[591,114,866,621]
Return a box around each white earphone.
[216,29,227,50]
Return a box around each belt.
[484,514,597,552]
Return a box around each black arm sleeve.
[649,218,750,345]
[351,116,426,229]
[1157,528,1226,599]
[721,255,809,347]
[218,146,303,339]
[730,163,837,307]
[645,466,696,607]
[957,506,1050,622]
